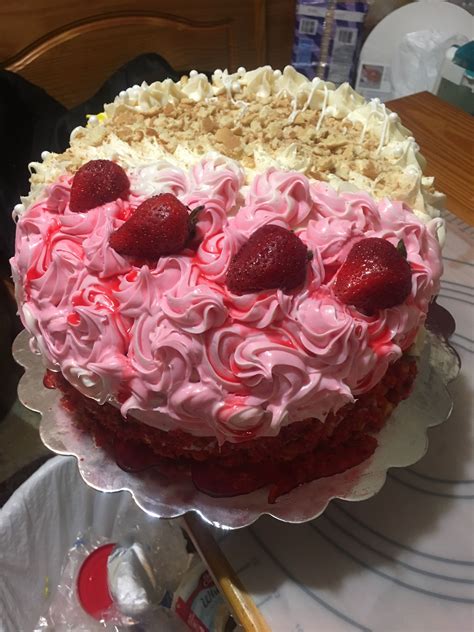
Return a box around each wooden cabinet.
[0,0,296,107]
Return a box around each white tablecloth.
[218,211,474,632]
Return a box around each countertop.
[387,91,474,227]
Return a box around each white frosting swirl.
[17,65,445,231]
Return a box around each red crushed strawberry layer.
[48,355,417,502]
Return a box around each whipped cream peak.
[18,65,446,238]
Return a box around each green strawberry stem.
[188,205,205,239]
[397,239,407,259]
[189,205,205,225]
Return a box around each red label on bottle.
[174,570,223,632]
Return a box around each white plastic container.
[0,456,170,631]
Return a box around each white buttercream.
[16,66,444,233]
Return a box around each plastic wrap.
[33,528,187,631]
[391,30,469,98]
[0,457,188,631]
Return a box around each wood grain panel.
[266,0,296,69]
[387,91,474,226]
[0,1,269,106]
[0,1,261,58]
[5,14,232,107]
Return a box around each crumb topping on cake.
[19,66,444,240]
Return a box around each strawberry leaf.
[396,239,408,259]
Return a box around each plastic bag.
[33,530,126,631]
[391,29,469,98]
[33,523,190,631]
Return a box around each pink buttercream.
[11,156,442,442]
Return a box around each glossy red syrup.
[43,371,57,389]
[113,438,161,472]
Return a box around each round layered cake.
[11,67,444,500]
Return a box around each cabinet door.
[0,0,267,107]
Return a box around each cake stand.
[13,321,459,530]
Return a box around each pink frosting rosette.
[113,266,162,319]
[81,205,133,278]
[290,290,374,375]
[227,289,293,328]
[127,312,196,394]
[44,276,130,403]
[124,313,224,435]
[189,154,244,211]
[310,182,380,229]
[194,223,241,284]
[160,262,228,334]
[233,169,315,236]
[12,155,443,442]
[303,217,364,267]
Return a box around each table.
[214,93,474,631]
[386,92,474,227]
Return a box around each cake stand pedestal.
[12,325,459,529]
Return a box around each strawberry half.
[70,160,130,212]
[226,224,309,294]
[333,237,412,314]
[109,193,201,259]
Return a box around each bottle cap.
[77,543,115,620]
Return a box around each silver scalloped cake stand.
[13,328,459,529]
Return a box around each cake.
[11,66,444,501]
